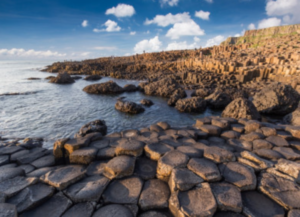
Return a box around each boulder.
[140,99,153,106]
[253,82,300,115]
[168,89,187,106]
[84,75,102,81]
[205,90,232,109]
[284,108,300,126]
[222,98,261,120]
[115,100,145,114]
[75,120,107,137]
[144,78,184,98]
[175,97,207,113]
[83,80,124,94]
[49,72,75,84]
[191,88,213,98]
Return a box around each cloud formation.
[205,35,225,47]
[93,46,117,51]
[160,0,179,7]
[166,20,205,39]
[166,37,201,51]
[130,31,136,35]
[81,20,88,27]
[248,23,256,30]
[266,0,300,24]
[0,48,66,58]
[258,17,281,29]
[105,4,135,17]
[134,36,162,54]
[93,20,121,33]
[195,10,210,20]
[145,12,191,27]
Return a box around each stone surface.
[16,148,47,164]
[133,157,157,180]
[0,176,37,197]
[197,125,222,136]
[144,143,174,161]
[254,148,284,160]
[204,146,236,163]
[115,139,144,157]
[103,156,135,179]
[69,147,98,165]
[0,203,17,217]
[187,158,221,182]
[275,159,300,182]
[273,147,300,160]
[75,120,107,137]
[266,136,289,147]
[0,168,25,182]
[64,137,91,156]
[139,211,167,217]
[30,155,55,168]
[115,100,145,114]
[86,161,107,176]
[49,72,75,84]
[206,90,231,109]
[140,99,153,106]
[97,147,115,159]
[92,204,133,217]
[61,202,95,217]
[288,210,300,217]
[83,80,124,94]
[176,146,203,158]
[26,167,56,178]
[253,139,273,150]
[175,97,207,113]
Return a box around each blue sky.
[0,0,299,60]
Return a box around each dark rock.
[86,161,107,176]
[175,97,207,113]
[168,89,188,106]
[123,84,138,92]
[16,148,48,165]
[191,88,212,98]
[30,155,55,168]
[83,80,124,94]
[140,99,153,106]
[115,139,144,157]
[20,138,43,149]
[84,75,102,81]
[134,158,157,180]
[284,108,300,126]
[0,146,23,155]
[62,202,95,217]
[103,156,135,179]
[49,72,75,84]
[187,158,221,182]
[69,147,98,165]
[115,100,145,114]
[92,204,133,217]
[0,203,17,217]
[18,164,35,174]
[205,90,232,109]
[144,143,174,161]
[0,167,25,182]
[26,167,56,178]
[0,176,38,197]
[76,120,107,137]
[27,77,41,80]
[204,146,236,163]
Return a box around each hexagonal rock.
[139,179,170,211]
[168,168,203,192]
[40,165,86,190]
[240,132,264,142]
[239,151,274,171]
[30,155,55,168]
[157,122,170,130]
[0,167,25,182]
[176,146,203,158]
[64,175,110,203]
[144,143,174,161]
[244,120,261,133]
[20,192,72,217]
[0,176,38,197]
[275,159,300,182]
[169,183,217,217]
[0,203,17,217]
[210,182,242,213]
[254,149,284,161]
[198,125,222,136]
[10,149,30,162]
[86,161,107,176]
[139,211,168,217]
[242,191,285,217]
[69,147,98,165]
[273,147,300,160]
[219,162,256,191]
[7,183,55,213]
[231,124,244,133]
[16,148,48,165]
[89,138,110,149]
[214,212,244,217]
[102,176,143,204]
[61,202,95,217]
[27,167,56,178]
[252,139,273,150]
[288,210,300,217]
[187,158,221,182]
[115,139,144,157]
[261,127,277,137]
[211,119,230,130]
[227,139,252,152]
[64,137,91,156]
[103,156,135,179]
[266,136,289,147]
[0,146,23,155]
[157,151,189,177]
[93,204,133,217]
[53,138,69,164]
[97,147,115,159]
[204,147,236,163]
[133,157,157,180]
[0,192,6,203]
[0,155,9,166]
[221,131,240,139]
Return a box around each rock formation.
[49,72,75,84]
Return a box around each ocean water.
[0,60,219,149]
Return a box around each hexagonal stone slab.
[266,136,289,147]
[133,157,157,180]
[40,165,86,190]
[253,139,273,150]
[103,156,135,179]
[0,167,25,182]
[64,175,109,203]
[169,183,217,217]
[20,192,72,217]
[16,148,48,165]
[62,202,94,217]
[273,147,300,160]
[7,183,55,213]
[144,143,174,161]
[69,147,98,165]
[18,164,35,174]
[227,139,252,152]
[92,204,133,217]
[97,147,115,159]
[288,210,300,217]
[0,203,17,217]
[198,125,222,136]
[219,162,256,191]
[176,146,203,158]
[157,151,189,177]
[102,176,143,204]
[214,211,244,217]
[238,151,274,171]
[275,159,300,182]
[254,149,284,161]
[27,167,57,178]
[86,161,107,176]
[30,155,55,168]
[0,155,9,166]
[242,191,285,217]
[139,179,170,211]
[0,146,23,155]
[187,158,221,182]
[64,137,91,156]
[204,147,235,163]
[0,176,37,197]
[115,139,144,157]
[210,182,242,213]
[168,168,203,192]
[139,211,168,217]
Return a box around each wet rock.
[214,212,244,217]
[49,72,75,84]
[62,202,95,217]
[168,89,187,106]
[187,158,221,182]
[191,88,212,98]
[93,204,133,217]
[53,138,69,164]
[144,143,174,161]
[275,159,300,182]
[124,84,138,92]
[140,99,153,106]
[204,146,236,163]
[273,147,300,160]
[75,120,107,137]
[205,90,231,109]
[40,165,86,190]
[222,98,261,120]
[30,155,55,168]
[18,164,35,174]
[242,191,285,217]
[103,176,143,204]
[210,182,242,213]
[0,146,23,155]
[83,80,124,94]
[10,149,30,162]
[134,158,157,180]
[20,138,43,149]
[16,148,48,165]
[0,176,38,197]
[139,179,170,211]
[115,100,145,114]
[115,139,144,157]
[84,75,102,81]
[0,168,25,182]
[64,175,110,203]
[157,122,170,130]
[69,147,98,165]
[219,162,256,190]
[266,136,289,147]
[0,203,17,217]
[103,156,135,179]
[175,97,206,113]
[0,193,6,203]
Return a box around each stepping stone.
[150,124,163,133]
[168,168,203,192]
[0,163,17,169]
[227,139,252,151]
[244,120,261,132]
[219,162,256,191]
[97,147,115,159]
[212,119,230,130]
[18,164,35,174]
[103,156,135,179]
[238,151,273,171]
[40,165,86,190]
[89,139,110,149]
[198,125,222,136]
[62,202,95,217]
[0,146,23,155]
[0,155,9,166]
[53,138,69,164]
[115,139,144,157]
[0,203,17,217]
[204,147,236,163]
[16,148,48,164]
[266,136,289,147]
[124,204,138,217]
[122,130,140,138]
[176,146,203,158]
[242,191,285,217]
[214,212,244,217]
[139,211,168,217]
[288,210,300,217]
[134,158,157,180]
[210,182,242,213]
[157,122,170,130]
[27,167,56,178]
[261,127,277,137]
[275,159,300,182]
[254,149,284,160]
[273,147,300,160]
[64,137,91,156]
[286,126,300,140]
[231,124,244,133]
[103,176,143,204]
[93,204,133,217]
[208,136,225,144]
[191,142,208,152]
[86,161,107,176]
[157,151,189,177]
[0,176,37,197]
[221,131,240,139]
[177,130,197,139]
[240,132,264,142]
[21,192,72,217]
[169,183,217,217]
[0,167,25,182]
[64,175,110,203]
[139,179,170,211]
[30,155,55,168]
[160,138,181,148]
[135,132,159,144]
[144,143,174,161]
[277,130,293,140]
[7,183,55,213]
[69,147,98,164]
[252,139,273,150]
[195,117,212,126]
[187,158,221,182]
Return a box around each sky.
[0,0,299,60]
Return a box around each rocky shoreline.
[1,117,300,216]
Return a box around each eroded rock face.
[253,83,300,115]
[144,78,184,98]
[115,100,145,114]
[83,80,124,94]
[49,72,75,84]
[168,89,187,106]
[75,120,107,137]
[222,98,261,120]
[175,97,207,113]
[205,90,232,109]
[284,108,300,126]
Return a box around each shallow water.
[0,60,220,149]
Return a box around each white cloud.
[266,0,300,24]
[248,23,256,30]
[145,12,191,27]
[105,4,135,17]
[205,35,225,47]
[166,20,205,39]
[166,37,201,51]
[130,31,136,35]
[93,46,117,51]
[0,48,66,58]
[81,20,88,27]
[194,36,200,42]
[205,0,213,3]
[195,10,210,20]
[258,17,281,29]
[93,20,121,33]
[160,0,179,7]
[134,36,162,54]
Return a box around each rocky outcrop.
[284,108,300,126]
[168,89,187,106]
[222,98,261,120]
[191,88,213,98]
[175,97,207,113]
[144,78,184,98]
[49,72,75,84]
[140,99,153,106]
[115,100,145,114]
[205,90,232,109]
[83,81,124,94]
[123,84,138,92]
[75,120,107,137]
[84,75,102,81]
